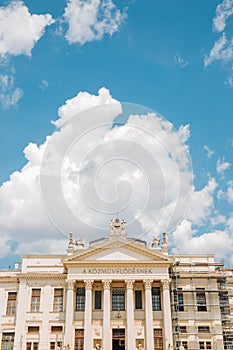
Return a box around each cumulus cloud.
[203,145,214,159]
[216,157,231,174]
[213,0,233,32]
[63,0,127,45]
[0,73,23,109]
[0,86,232,263]
[0,1,54,57]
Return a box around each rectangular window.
[196,288,207,312]
[1,333,15,350]
[76,288,85,311]
[51,326,63,333]
[135,290,142,309]
[175,325,187,333]
[154,329,163,350]
[74,329,84,350]
[152,287,161,311]
[28,326,39,333]
[112,287,125,311]
[174,288,184,312]
[50,342,62,350]
[176,341,188,349]
[6,292,17,315]
[198,326,210,333]
[94,290,102,310]
[26,343,38,350]
[31,289,41,312]
[199,342,205,349]
[53,289,63,312]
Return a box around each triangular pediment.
[62,237,173,264]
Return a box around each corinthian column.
[84,280,93,350]
[126,280,135,350]
[161,279,173,349]
[64,280,75,350]
[102,280,112,350]
[144,279,154,350]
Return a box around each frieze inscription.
[83,267,153,274]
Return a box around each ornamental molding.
[66,280,76,289]
[102,279,112,290]
[125,279,135,289]
[18,274,66,281]
[84,280,93,289]
[143,279,153,290]
[161,279,170,290]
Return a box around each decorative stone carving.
[66,280,75,290]
[150,237,160,248]
[102,280,112,290]
[125,279,134,289]
[84,280,93,289]
[143,279,153,290]
[161,279,170,290]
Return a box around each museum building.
[0,218,232,350]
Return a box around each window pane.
[6,292,17,315]
[135,290,142,309]
[154,329,162,350]
[76,288,85,311]
[196,288,207,312]
[53,289,63,312]
[31,289,41,312]
[95,290,102,310]
[152,288,161,311]
[112,288,125,311]
[1,333,15,350]
[75,329,84,350]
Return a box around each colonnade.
[64,279,173,350]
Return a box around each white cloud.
[204,33,233,67]
[63,0,127,45]
[216,157,231,174]
[39,79,49,90]
[203,145,214,159]
[174,52,189,69]
[213,0,233,32]
[0,1,54,57]
[0,73,23,109]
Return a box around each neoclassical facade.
[0,218,232,350]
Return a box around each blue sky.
[0,0,233,267]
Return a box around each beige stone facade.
[0,219,232,350]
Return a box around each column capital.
[125,279,135,289]
[161,279,170,290]
[84,280,93,290]
[66,279,75,290]
[103,279,112,290]
[143,279,153,290]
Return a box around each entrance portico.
[62,219,173,350]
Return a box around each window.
[112,287,125,311]
[74,329,84,350]
[176,341,188,349]
[51,326,63,333]
[76,288,85,311]
[28,326,39,333]
[94,290,102,310]
[174,288,184,312]
[6,292,17,315]
[50,342,62,350]
[31,289,41,312]
[198,326,210,333]
[1,333,15,350]
[196,288,207,312]
[154,329,163,350]
[53,289,63,312]
[135,290,142,309]
[175,326,187,333]
[199,342,211,349]
[152,287,161,311]
[26,343,38,350]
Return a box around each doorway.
[112,329,125,350]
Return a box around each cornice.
[65,260,172,267]
[18,273,66,280]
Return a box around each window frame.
[94,290,102,310]
[6,292,17,315]
[135,290,143,310]
[30,289,41,312]
[112,287,125,311]
[152,287,161,311]
[76,288,85,311]
[53,288,63,312]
